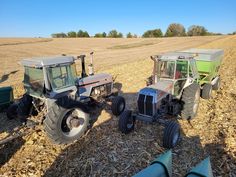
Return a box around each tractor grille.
[138,94,145,114]
[146,95,153,116]
[106,83,112,94]
[138,94,154,116]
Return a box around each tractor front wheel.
[44,104,90,144]
[118,110,135,134]
[111,96,125,116]
[163,121,181,149]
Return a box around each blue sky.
[0,0,235,37]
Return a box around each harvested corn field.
[0,35,236,176]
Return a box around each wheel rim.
[217,79,220,88]
[61,109,86,137]
[119,102,125,113]
[193,89,200,114]
[127,116,133,129]
[172,132,180,146]
[209,87,212,97]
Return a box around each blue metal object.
[133,151,213,177]
[185,157,213,177]
[133,150,172,177]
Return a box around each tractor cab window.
[48,65,75,90]
[23,67,44,97]
[189,60,198,78]
[175,60,188,79]
[174,60,188,96]
[157,60,175,79]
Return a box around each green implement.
[185,157,213,177]
[0,86,14,109]
[133,151,213,177]
[179,48,223,86]
[133,150,172,177]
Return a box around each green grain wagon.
[179,48,224,99]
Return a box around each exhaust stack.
[88,52,94,76]
[77,55,87,78]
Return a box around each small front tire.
[118,110,135,134]
[111,96,125,116]
[163,121,181,149]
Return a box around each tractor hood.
[76,73,113,98]
[76,73,113,86]
[139,80,173,100]
[137,80,174,116]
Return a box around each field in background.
[0,36,223,87]
[0,35,236,176]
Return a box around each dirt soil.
[0,36,235,177]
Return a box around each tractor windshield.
[157,60,175,79]
[48,64,76,91]
[23,67,44,97]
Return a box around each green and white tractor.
[118,49,223,148]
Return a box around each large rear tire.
[44,103,90,144]
[201,83,212,99]
[111,96,125,116]
[118,110,135,134]
[181,83,200,120]
[163,121,181,149]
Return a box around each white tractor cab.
[7,53,125,144]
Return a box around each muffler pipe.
[88,52,94,75]
[77,55,87,78]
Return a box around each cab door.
[173,60,188,96]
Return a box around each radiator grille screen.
[138,94,145,114]
[146,95,153,116]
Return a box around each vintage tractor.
[118,52,202,148]
[7,53,125,144]
[118,49,223,148]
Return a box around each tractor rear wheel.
[163,121,181,149]
[118,110,135,134]
[212,77,220,90]
[7,103,18,119]
[181,83,200,120]
[111,96,125,116]
[44,103,90,144]
[201,83,212,99]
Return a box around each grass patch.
[0,38,53,46]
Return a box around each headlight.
[94,88,101,95]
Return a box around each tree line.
[51,23,223,38]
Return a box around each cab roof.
[178,48,224,61]
[152,52,194,61]
[21,55,75,68]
